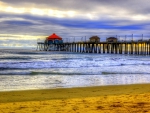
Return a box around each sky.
[0,0,150,48]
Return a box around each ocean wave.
[0,71,96,76]
[101,72,150,75]
[0,72,31,75]
[30,71,85,75]
[0,50,150,75]
[0,56,31,60]
[0,49,43,54]
[1,69,150,76]
[0,60,150,69]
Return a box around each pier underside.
[37,42,150,55]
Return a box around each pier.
[37,33,150,55]
[37,41,150,55]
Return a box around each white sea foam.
[0,49,150,91]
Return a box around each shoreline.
[0,83,150,102]
[1,83,150,113]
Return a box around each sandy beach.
[0,84,150,113]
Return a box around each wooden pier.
[37,41,150,55]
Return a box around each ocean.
[0,49,150,91]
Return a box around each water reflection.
[0,74,150,91]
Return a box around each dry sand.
[0,84,150,113]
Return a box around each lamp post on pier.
[132,34,133,42]
[142,34,143,41]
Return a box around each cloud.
[1,0,150,14]
[1,0,150,20]
[0,13,146,37]
[0,0,150,48]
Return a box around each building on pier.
[106,37,118,42]
[37,33,63,51]
[89,36,100,43]
[45,33,63,44]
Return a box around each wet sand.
[0,84,150,113]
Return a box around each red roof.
[47,33,62,40]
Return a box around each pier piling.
[37,41,150,55]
